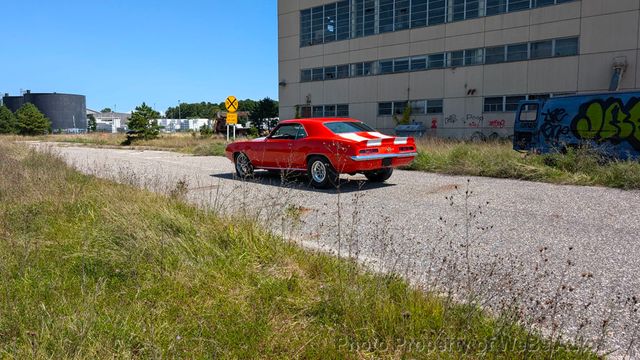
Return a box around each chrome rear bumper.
[350,152,418,161]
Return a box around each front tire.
[307,156,338,189]
[364,168,393,183]
[234,152,254,179]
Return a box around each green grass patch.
[0,141,594,358]
[411,139,640,190]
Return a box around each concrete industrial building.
[278,0,640,138]
[3,91,87,133]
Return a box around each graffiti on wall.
[466,114,484,128]
[488,119,506,128]
[539,108,570,141]
[571,98,640,150]
[445,114,458,124]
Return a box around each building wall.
[278,0,640,137]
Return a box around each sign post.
[225,95,239,142]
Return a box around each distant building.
[3,90,87,132]
[87,109,130,133]
[157,118,211,132]
[279,0,640,138]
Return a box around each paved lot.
[36,143,640,355]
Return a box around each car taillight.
[359,148,379,154]
[399,146,415,152]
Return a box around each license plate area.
[382,158,392,167]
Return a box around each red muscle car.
[225,118,417,188]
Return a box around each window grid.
[300,37,578,82]
[299,104,350,118]
[301,0,576,47]
[484,93,568,113]
[379,99,444,116]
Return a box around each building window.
[486,0,506,15]
[364,0,376,36]
[313,106,324,117]
[428,53,445,68]
[507,0,530,11]
[300,9,312,47]
[464,48,483,65]
[485,46,505,64]
[505,95,526,111]
[506,43,529,62]
[301,0,578,47]
[300,36,578,82]
[394,58,410,72]
[336,1,350,40]
[311,6,324,46]
[337,104,349,117]
[301,106,312,118]
[427,99,444,114]
[554,37,579,57]
[484,97,504,112]
[325,104,336,117]
[324,66,337,80]
[378,102,393,116]
[301,69,312,82]
[379,0,395,33]
[393,101,407,115]
[336,65,349,79]
[395,0,411,30]
[411,56,427,71]
[410,100,427,114]
[530,40,553,59]
[429,0,447,25]
[411,0,428,28]
[324,3,337,43]
[380,60,394,74]
[312,68,323,81]
[450,51,464,67]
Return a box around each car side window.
[270,124,307,140]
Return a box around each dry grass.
[412,137,640,190]
[1,132,227,156]
[0,140,595,358]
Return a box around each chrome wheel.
[311,160,327,183]
[235,153,252,177]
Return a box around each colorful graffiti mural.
[571,98,640,150]
[513,93,640,158]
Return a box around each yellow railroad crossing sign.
[225,96,239,113]
[226,113,238,125]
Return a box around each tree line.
[0,103,51,135]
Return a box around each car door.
[262,124,298,168]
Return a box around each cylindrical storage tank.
[2,95,24,113]
[23,93,87,132]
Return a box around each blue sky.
[0,1,278,113]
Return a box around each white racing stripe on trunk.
[394,137,408,145]
[366,139,382,147]
[368,132,392,139]
[338,133,370,142]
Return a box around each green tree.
[15,103,51,135]
[101,108,112,113]
[87,114,97,132]
[124,102,161,144]
[250,97,279,131]
[0,105,17,134]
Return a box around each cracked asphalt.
[33,142,640,356]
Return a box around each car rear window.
[324,121,375,134]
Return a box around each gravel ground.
[33,142,640,357]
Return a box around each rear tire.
[364,168,393,183]
[234,152,254,179]
[307,156,338,189]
